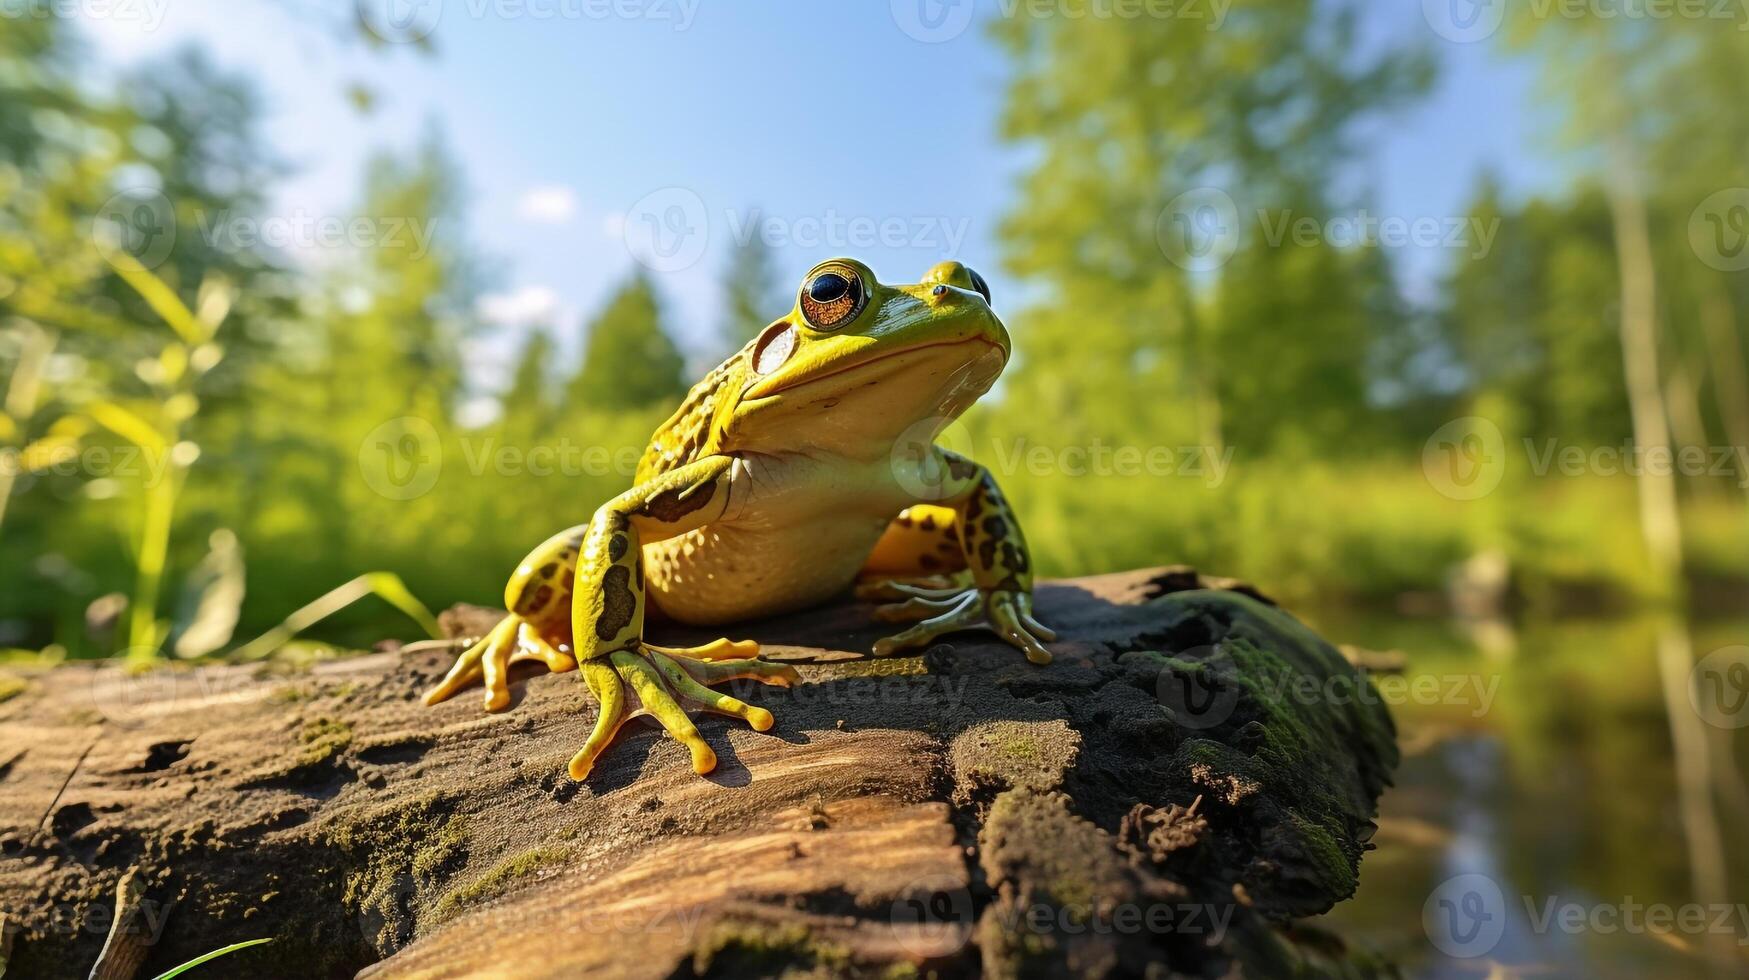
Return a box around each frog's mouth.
[743,337,1005,402]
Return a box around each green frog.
[424,259,1054,780]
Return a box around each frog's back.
[635,343,752,483]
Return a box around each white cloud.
[477,285,559,325]
[516,185,577,224]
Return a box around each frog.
[423,258,1055,780]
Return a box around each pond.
[1311,610,1749,978]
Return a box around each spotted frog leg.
[860,450,1056,664]
[423,455,797,780]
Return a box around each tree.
[500,328,557,438]
[990,1,1432,453]
[566,274,686,413]
[718,231,782,356]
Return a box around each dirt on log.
[0,567,1398,979]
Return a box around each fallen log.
[0,567,1397,978]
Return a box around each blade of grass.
[229,572,442,661]
[101,247,209,346]
[148,938,272,979]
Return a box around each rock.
[0,568,1396,978]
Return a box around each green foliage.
[718,231,781,355]
[566,273,686,413]
[1,9,1746,664]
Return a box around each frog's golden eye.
[799,265,866,331]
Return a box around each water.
[1310,610,1749,978]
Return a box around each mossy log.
[0,567,1396,978]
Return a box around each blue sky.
[80,0,1565,413]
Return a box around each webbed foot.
[869,585,1056,665]
[423,615,578,712]
[568,641,799,781]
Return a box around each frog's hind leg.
[855,504,972,603]
[423,526,584,711]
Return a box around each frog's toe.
[568,659,630,781]
[645,637,760,662]
[424,616,520,710]
[854,574,969,603]
[870,591,983,656]
[874,594,973,623]
[509,622,578,673]
[988,592,1054,665]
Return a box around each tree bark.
[0,568,1397,979]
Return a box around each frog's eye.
[967,268,991,304]
[799,265,867,331]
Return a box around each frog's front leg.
[866,450,1056,664]
[565,455,798,781]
